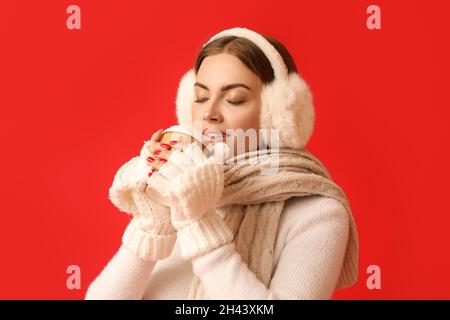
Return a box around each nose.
[203,102,223,123]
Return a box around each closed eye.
[194,98,209,103]
[194,98,246,106]
[226,100,245,106]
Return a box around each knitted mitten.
[170,206,234,260]
[122,180,177,261]
[147,143,233,259]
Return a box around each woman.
[85,27,359,300]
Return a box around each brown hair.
[194,34,298,85]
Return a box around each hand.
[140,128,183,177]
[109,128,180,216]
[147,142,226,219]
[109,128,184,261]
[146,142,233,260]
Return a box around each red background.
[1,0,449,299]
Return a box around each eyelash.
[194,98,245,106]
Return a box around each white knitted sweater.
[85,195,350,300]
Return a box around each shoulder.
[283,195,348,222]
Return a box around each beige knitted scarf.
[186,147,359,299]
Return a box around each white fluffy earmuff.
[175,27,315,149]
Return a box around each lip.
[202,128,227,137]
[202,128,228,144]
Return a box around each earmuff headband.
[203,27,289,80]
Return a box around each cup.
[160,125,203,149]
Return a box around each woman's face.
[191,53,263,156]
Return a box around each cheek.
[191,103,203,121]
[226,101,261,130]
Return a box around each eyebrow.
[194,82,252,92]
